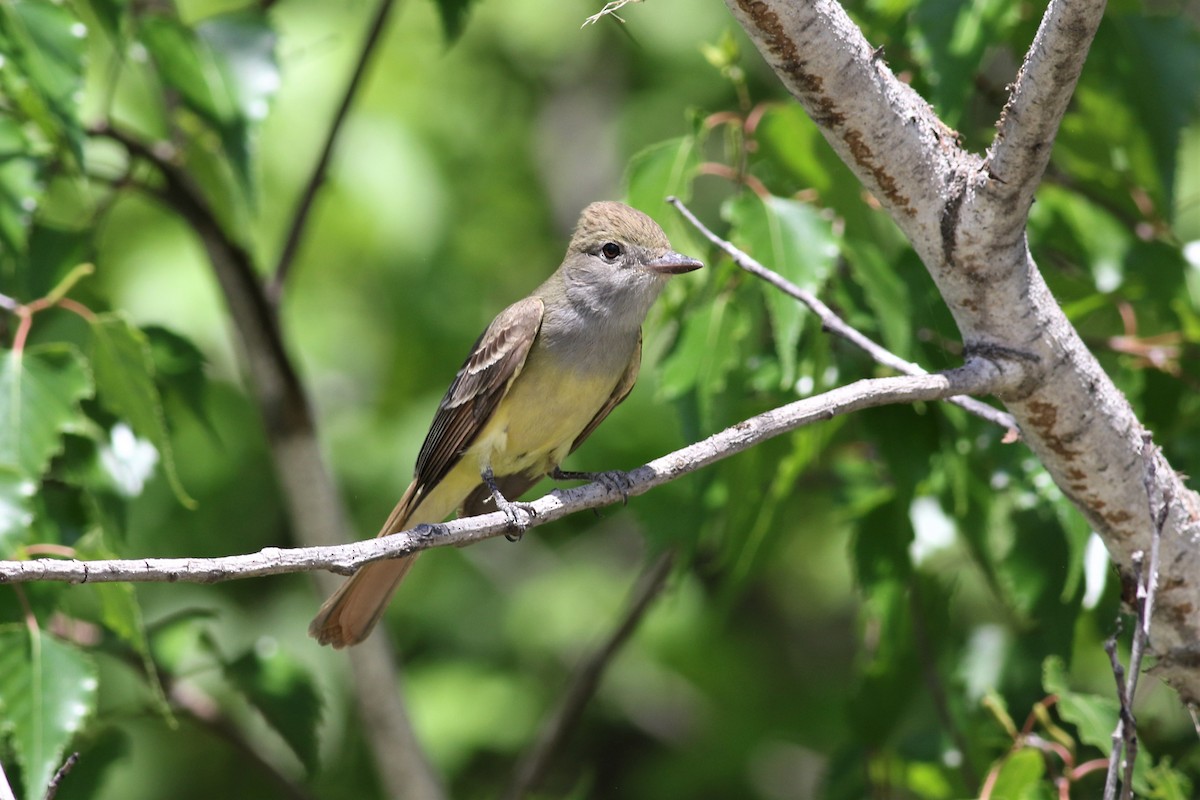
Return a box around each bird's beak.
[643,251,704,275]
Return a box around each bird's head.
[559,201,702,323]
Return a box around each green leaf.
[909,0,1020,129]
[725,193,837,387]
[138,12,278,194]
[139,16,236,127]
[0,118,41,259]
[657,294,748,429]
[89,314,195,507]
[0,465,36,555]
[1107,16,1200,211]
[625,136,702,258]
[1042,656,1119,755]
[431,0,479,40]
[225,642,322,770]
[143,325,213,432]
[195,11,279,193]
[987,748,1045,800]
[0,344,92,480]
[0,0,88,163]
[0,631,98,800]
[845,239,912,358]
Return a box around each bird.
[309,201,703,648]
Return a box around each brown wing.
[569,329,641,454]
[411,296,544,495]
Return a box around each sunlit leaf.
[987,748,1045,800]
[725,193,837,387]
[0,630,97,800]
[0,465,36,555]
[0,344,92,481]
[0,0,88,163]
[89,314,195,507]
[0,118,41,259]
[138,11,278,194]
[626,135,702,258]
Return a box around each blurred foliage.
[1,0,1199,798]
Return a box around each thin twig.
[667,196,1020,436]
[88,121,445,800]
[1103,435,1170,800]
[502,551,675,800]
[0,364,1007,586]
[581,0,642,27]
[1103,624,1131,800]
[43,753,79,800]
[266,0,398,306]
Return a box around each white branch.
[667,195,1018,434]
[0,366,1003,586]
[727,0,1200,702]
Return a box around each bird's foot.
[481,466,537,541]
[499,499,538,542]
[551,466,632,506]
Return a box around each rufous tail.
[308,483,421,649]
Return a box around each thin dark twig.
[502,550,676,800]
[1103,621,1132,800]
[666,196,1020,436]
[44,752,79,800]
[1104,434,1170,800]
[266,0,398,306]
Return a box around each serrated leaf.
[0,344,92,480]
[225,642,322,770]
[0,118,41,259]
[1042,656,1119,755]
[89,314,195,508]
[138,12,277,195]
[625,136,702,258]
[0,631,97,800]
[139,16,236,127]
[987,748,1045,800]
[844,239,912,357]
[195,11,279,194]
[0,465,36,555]
[143,325,213,432]
[657,294,747,429]
[725,193,837,387]
[0,0,88,164]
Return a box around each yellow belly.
[468,346,623,477]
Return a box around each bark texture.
[726,0,1200,701]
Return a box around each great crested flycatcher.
[309,201,703,648]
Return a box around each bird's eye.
[600,242,622,260]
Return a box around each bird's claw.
[551,467,632,506]
[499,500,537,542]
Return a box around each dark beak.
[643,251,704,275]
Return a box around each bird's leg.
[550,466,632,506]
[481,466,537,542]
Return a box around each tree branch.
[0,364,1007,585]
[87,122,445,800]
[985,0,1108,213]
[266,0,398,306]
[727,0,1200,702]
[667,195,1019,435]
[502,551,676,800]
